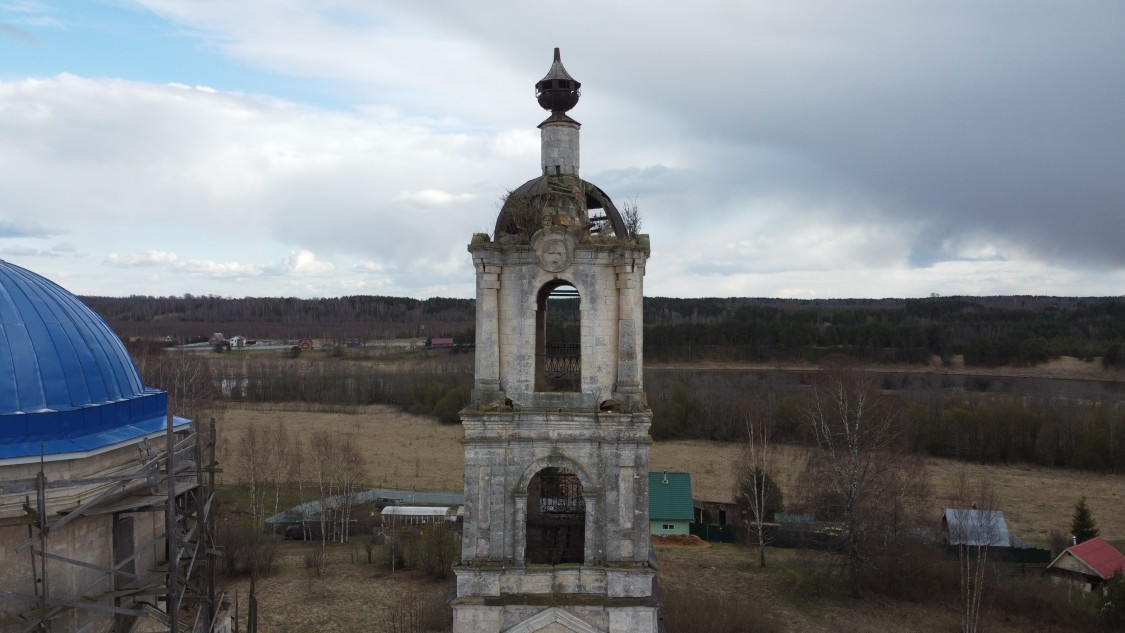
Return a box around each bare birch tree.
[307,432,369,548]
[308,431,337,556]
[236,424,270,524]
[801,362,901,598]
[336,438,368,543]
[733,410,780,568]
[263,421,295,525]
[949,472,999,633]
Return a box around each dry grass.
[218,404,465,492]
[221,542,450,633]
[656,544,1095,633]
[220,404,1125,545]
[214,403,1124,632]
[224,540,1083,633]
[652,440,1125,545]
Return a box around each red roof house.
[1045,537,1125,592]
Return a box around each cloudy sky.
[2,1,1123,300]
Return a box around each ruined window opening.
[526,467,585,564]
[535,281,580,392]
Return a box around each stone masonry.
[452,49,658,633]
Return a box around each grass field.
[219,403,1125,545]
[213,402,1124,632]
[220,538,1089,633]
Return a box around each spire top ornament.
[535,47,581,113]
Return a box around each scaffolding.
[0,414,222,633]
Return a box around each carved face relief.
[536,235,573,272]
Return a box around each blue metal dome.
[0,260,183,459]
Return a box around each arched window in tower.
[535,281,580,392]
[526,467,585,564]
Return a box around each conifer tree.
[1071,496,1099,544]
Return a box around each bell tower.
[452,49,657,633]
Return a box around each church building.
[452,49,658,633]
[0,259,208,632]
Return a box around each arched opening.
[535,281,580,392]
[525,467,585,564]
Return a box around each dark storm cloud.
[612,4,1125,268]
[405,1,1125,270]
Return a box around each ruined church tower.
[452,49,658,633]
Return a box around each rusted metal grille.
[540,343,580,391]
[527,471,585,564]
[539,472,584,513]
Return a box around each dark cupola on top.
[535,48,581,113]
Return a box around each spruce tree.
[1071,496,1099,544]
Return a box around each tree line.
[648,366,1125,473]
[125,332,1122,473]
[96,294,1123,369]
[643,297,1124,367]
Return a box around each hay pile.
[650,534,710,548]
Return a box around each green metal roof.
[649,471,693,521]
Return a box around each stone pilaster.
[471,237,503,404]
[614,246,648,408]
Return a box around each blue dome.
[0,260,181,459]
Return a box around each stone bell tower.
[452,49,657,633]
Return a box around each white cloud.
[396,190,476,207]
[105,250,179,266]
[280,250,334,275]
[352,260,385,273]
[179,259,265,277]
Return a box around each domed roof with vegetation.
[494,176,636,244]
[492,49,640,245]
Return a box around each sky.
[1,1,1123,300]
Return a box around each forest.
[109,293,1123,475]
[127,339,1124,476]
[92,293,1124,368]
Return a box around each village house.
[1046,536,1125,593]
[649,471,694,536]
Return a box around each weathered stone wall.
[0,442,168,632]
[469,241,649,411]
[541,121,580,176]
[453,603,658,633]
[459,410,653,568]
[459,137,655,630]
